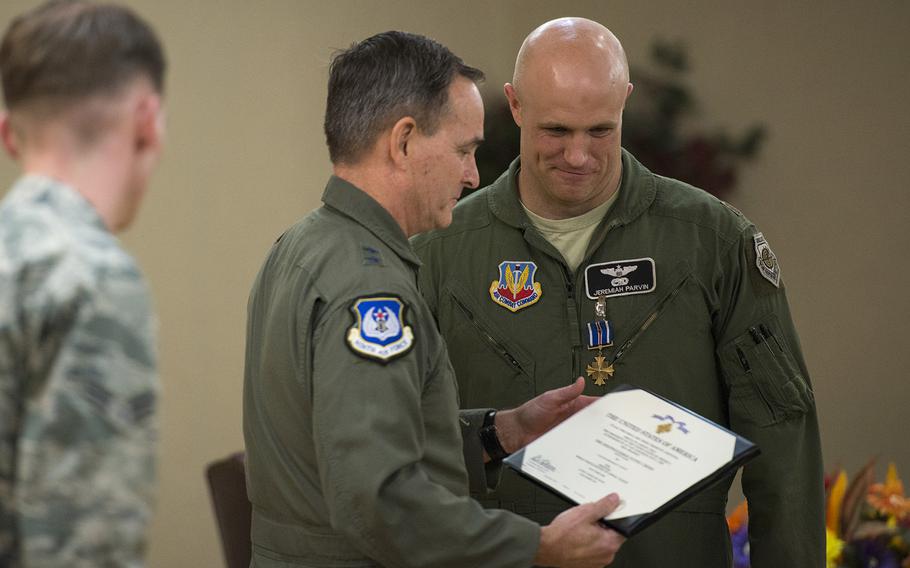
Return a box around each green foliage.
[623,39,766,199]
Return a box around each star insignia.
[586,355,614,386]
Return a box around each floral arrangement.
[621,40,766,200]
[728,461,910,568]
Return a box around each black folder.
[504,384,759,537]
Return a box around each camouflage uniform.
[0,176,158,567]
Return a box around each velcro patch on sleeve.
[753,233,781,287]
[345,295,414,363]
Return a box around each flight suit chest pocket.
[439,282,535,408]
[445,283,533,371]
[719,314,814,427]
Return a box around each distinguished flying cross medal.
[582,258,658,386]
[585,295,614,386]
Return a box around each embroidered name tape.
[584,258,657,300]
[346,296,414,363]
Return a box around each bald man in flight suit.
[414,17,824,568]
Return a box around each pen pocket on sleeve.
[719,314,813,427]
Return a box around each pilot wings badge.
[600,264,637,285]
[489,260,542,312]
[346,296,414,363]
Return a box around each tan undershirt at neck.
[522,190,620,272]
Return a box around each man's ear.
[134,93,164,156]
[130,92,165,186]
[388,115,417,168]
[0,112,21,160]
[503,83,522,128]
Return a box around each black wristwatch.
[479,409,509,461]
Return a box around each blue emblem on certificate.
[489,260,543,312]
[346,296,414,363]
[652,414,690,435]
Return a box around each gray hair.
[324,30,483,165]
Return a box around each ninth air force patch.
[346,296,414,363]
[753,232,781,287]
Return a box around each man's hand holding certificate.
[493,376,599,456]
[505,384,759,536]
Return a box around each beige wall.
[0,1,907,565]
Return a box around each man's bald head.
[504,17,633,220]
[512,17,628,93]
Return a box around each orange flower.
[867,463,910,521]
[827,469,847,534]
[727,500,748,533]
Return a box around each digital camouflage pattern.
[0,176,158,567]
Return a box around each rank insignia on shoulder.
[361,245,383,266]
[489,260,542,312]
[346,296,414,363]
[753,232,781,287]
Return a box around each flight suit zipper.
[451,294,525,372]
[564,269,580,379]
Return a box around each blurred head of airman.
[0,0,166,232]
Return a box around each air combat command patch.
[489,260,542,312]
[753,232,781,287]
[346,296,414,363]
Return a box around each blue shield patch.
[488,260,542,312]
[346,296,414,363]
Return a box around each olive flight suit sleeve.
[715,228,825,567]
[308,294,538,568]
[458,408,507,494]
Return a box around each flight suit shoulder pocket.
[719,313,813,427]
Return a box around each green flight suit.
[243,176,538,568]
[413,151,825,567]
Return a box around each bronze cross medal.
[585,295,614,386]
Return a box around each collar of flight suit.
[486,149,658,236]
[321,175,422,269]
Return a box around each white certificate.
[504,385,758,536]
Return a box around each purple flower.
[850,538,901,568]
[731,524,750,568]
